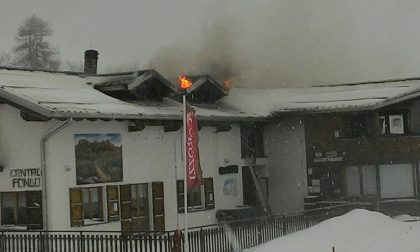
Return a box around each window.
[177,178,215,212]
[380,113,406,135]
[0,191,42,229]
[120,182,165,233]
[1,192,26,226]
[69,187,104,226]
[346,166,377,199]
[379,164,414,198]
[342,114,371,138]
[130,183,150,231]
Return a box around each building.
[0,53,268,231]
[3,50,420,232]
[226,78,420,215]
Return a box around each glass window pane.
[389,114,404,134]
[362,166,377,196]
[346,166,360,197]
[2,193,15,225]
[17,192,27,225]
[82,189,90,219]
[380,164,414,198]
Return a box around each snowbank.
[247,209,420,252]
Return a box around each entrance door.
[242,166,259,206]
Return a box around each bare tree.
[13,14,60,70]
[0,52,14,67]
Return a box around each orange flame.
[223,79,231,90]
[178,75,193,89]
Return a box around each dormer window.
[94,70,177,102]
[176,75,228,104]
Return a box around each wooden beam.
[163,121,182,132]
[20,111,50,122]
[215,124,232,133]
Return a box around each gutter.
[40,118,73,230]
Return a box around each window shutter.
[69,188,83,227]
[152,182,165,231]
[107,186,120,222]
[119,184,132,234]
[26,191,43,230]
[204,178,215,209]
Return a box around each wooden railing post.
[79,231,84,252]
[257,222,262,245]
[282,215,287,235]
[0,231,3,252]
[304,214,309,228]
[199,228,205,252]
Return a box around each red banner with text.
[186,105,203,189]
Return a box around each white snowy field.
[246,209,420,252]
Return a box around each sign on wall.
[314,151,345,163]
[223,178,237,196]
[75,133,123,185]
[10,168,41,188]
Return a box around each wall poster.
[75,133,123,185]
[223,178,237,196]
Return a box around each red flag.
[186,105,203,189]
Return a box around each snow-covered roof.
[3,68,420,121]
[223,78,420,116]
[0,68,257,121]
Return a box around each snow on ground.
[246,209,420,252]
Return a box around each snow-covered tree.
[13,14,60,70]
[0,52,14,67]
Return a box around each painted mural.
[74,133,123,185]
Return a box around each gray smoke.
[148,23,240,85]
[148,0,420,87]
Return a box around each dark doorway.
[242,166,259,207]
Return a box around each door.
[242,166,259,206]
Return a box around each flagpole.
[183,93,189,252]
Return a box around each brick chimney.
[84,50,98,74]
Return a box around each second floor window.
[380,113,405,135]
[342,114,371,138]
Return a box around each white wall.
[47,122,244,231]
[0,104,244,231]
[264,117,307,214]
[0,105,46,192]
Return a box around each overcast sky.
[2,0,420,87]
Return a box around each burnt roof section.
[171,74,228,104]
[93,70,177,102]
